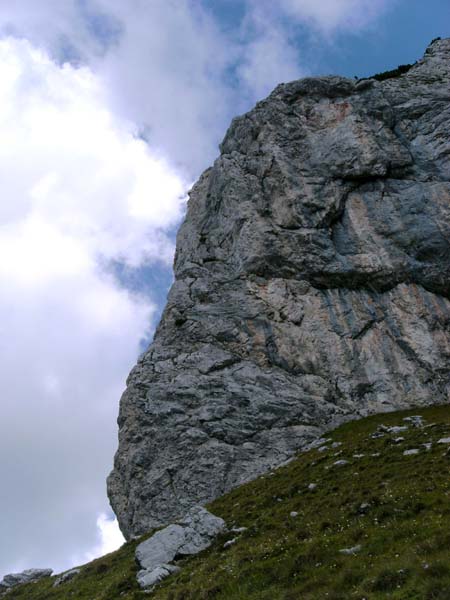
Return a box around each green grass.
[8,404,450,600]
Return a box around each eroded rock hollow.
[108,39,450,539]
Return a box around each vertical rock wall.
[108,39,450,539]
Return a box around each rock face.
[108,39,450,539]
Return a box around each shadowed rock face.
[108,39,450,539]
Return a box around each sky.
[0,0,448,579]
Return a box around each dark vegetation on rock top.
[366,63,414,81]
[360,37,441,81]
[9,405,450,600]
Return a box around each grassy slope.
[8,404,450,600]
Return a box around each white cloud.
[89,0,237,175]
[84,514,124,563]
[0,36,186,576]
[235,0,392,102]
[0,38,186,268]
[236,6,304,101]
[0,0,237,176]
[273,0,391,32]
[0,0,119,61]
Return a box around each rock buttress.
[108,39,450,539]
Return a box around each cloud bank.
[275,0,391,31]
[0,36,185,574]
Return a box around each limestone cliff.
[108,39,450,539]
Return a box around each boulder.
[53,568,80,586]
[135,506,225,589]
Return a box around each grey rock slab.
[387,426,409,434]
[437,437,450,444]
[177,506,226,555]
[309,438,331,449]
[108,38,450,538]
[136,524,186,572]
[332,460,349,467]
[339,545,362,555]
[135,506,225,589]
[403,416,425,427]
[53,568,80,587]
[0,569,53,589]
[137,564,180,590]
[403,449,420,456]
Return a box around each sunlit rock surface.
[108,39,450,539]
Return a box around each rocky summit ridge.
[108,38,450,539]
